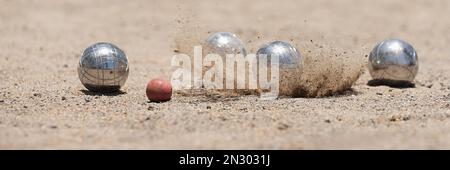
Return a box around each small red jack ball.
[146,78,172,102]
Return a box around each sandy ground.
[1,0,450,149]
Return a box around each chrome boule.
[77,42,129,92]
[368,39,418,82]
[256,41,303,97]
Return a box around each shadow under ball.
[368,39,418,82]
[78,42,129,92]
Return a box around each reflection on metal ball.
[256,41,302,70]
[78,42,129,92]
[368,39,418,82]
[205,32,247,57]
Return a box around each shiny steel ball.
[256,41,302,70]
[78,42,129,92]
[205,32,247,56]
[256,41,303,97]
[368,39,418,82]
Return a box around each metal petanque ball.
[202,32,247,93]
[78,42,129,92]
[256,41,303,97]
[205,32,247,57]
[368,39,418,82]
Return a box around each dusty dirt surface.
[1,0,450,149]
